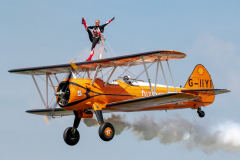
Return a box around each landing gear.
[63,110,115,145]
[99,122,115,141]
[95,110,115,141]
[63,111,81,146]
[197,107,205,118]
[63,127,80,146]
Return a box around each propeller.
[44,101,58,124]
[44,62,77,124]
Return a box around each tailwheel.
[197,107,205,118]
[99,122,115,141]
[63,127,80,146]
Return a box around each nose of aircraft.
[55,82,71,107]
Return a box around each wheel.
[197,110,205,118]
[63,127,80,146]
[99,122,115,141]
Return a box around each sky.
[1,0,240,159]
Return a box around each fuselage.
[57,78,213,112]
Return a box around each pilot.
[123,75,132,85]
[82,17,115,61]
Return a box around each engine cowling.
[56,82,70,107]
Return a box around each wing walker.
[9,45,230,146]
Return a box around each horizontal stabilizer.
[106,93,196,112]
[181,89,230,95]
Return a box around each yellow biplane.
[8,50,230,146]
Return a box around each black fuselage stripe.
[62,82,134,107]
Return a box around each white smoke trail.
[83,114,240,154]
[186,121,240,154]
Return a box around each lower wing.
[105,92,197,112]
[26,93,198,115]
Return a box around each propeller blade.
[62,62,78,92]
[70,61,78,71]
[44,115,50,124]
[61,71,72,92]
[43,101,58,124]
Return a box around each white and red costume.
[82,17,115,61]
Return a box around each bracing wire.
[110,62,155,103]
[32,72,46,82]
[105,40,117,56]
[72,49,90,62]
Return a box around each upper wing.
[105,93,196,112]
[181,89,231,95]
[8,50,186,75]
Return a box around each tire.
[99,122,115,141]
[197,111,205,118]
[63,127,80,146]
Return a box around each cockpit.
[110,75,139,86]
[123,75,132,85]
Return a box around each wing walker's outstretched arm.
[100,17,115,29]
[82,17,115,31]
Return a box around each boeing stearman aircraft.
[9,50,230,146]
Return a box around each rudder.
[184,64,214,89]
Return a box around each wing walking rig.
[8,50,230,145]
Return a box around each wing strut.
[71,68,77,79]
[154,56,160,95]
[48,75,56,92]
[159,55,170,93]
[87,69,90,79]
[166,59,177,92]
[54,75,60,84]
[104,66,117,86]
[46,73,48,107]
[91,64,101,85]
[31,72,47,108]
[141,56,154,95]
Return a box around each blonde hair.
[95,19,100,23]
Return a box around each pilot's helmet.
[123,75,130,80]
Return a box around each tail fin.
[184,64,214,89]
